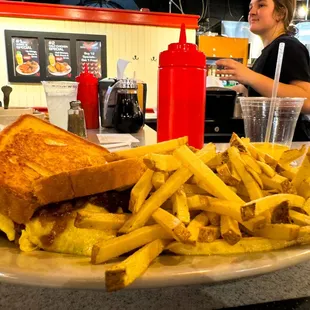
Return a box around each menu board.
[5,30,107,83]
[76,41,102,78]
[11,37,40,77]
[45,39,72,78]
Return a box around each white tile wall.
[0,17,196,109]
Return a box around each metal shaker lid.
[119,78,137,89]
[69,100,82,108]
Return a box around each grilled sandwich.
[0,115,146,224]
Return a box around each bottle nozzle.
[84,63,89,73]
[179,23,187,44]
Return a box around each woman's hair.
[273,0,297,35]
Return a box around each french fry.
[206,211,221,226]
[206,153,225,169]
[289,210,310,226]
[231,164,242,182]
[240,216,267,233]
[260,173,295,193]
[297,226,310,244]
[245,165,263,189]
[230,132,250,154]
[161,199,173,211]
[245,143,260,160]
[270,202,290,224]
[171,189,190,224]
[187,212,209,241]
[152,171,169,190]
[119,146,218,234]
[239,195,251,203]
[262,189,280,196]
[276,163,297,181]
[104,137,188,162]
[0,213,15,241]
[303,198,310,216]
[292,147,310,190]
[298,177,310,200]
[75,212,130,230]
[236,184,250,198]
[243,202,288,225]
[216,163,240,186]
[254,224,300,241]
[198,226,220,243]
[240,194,305,220]
[129,169,154,213]
[167,237,296,256]
[91,224,171,264]
[199,142,217,157]
[187,195,243,222]
[143,153,181,172]
[152,208,192,243]
[105,239,170,292]
[190,176,213,195]
[208,150,229,168]
[81,201,109,213]
[241,153,262,174]
[261,210,272,224]
[119,166,191,234]
[279,145,307,167]
[174,145,244,203]
[244,142,278,168]
[250,145,278,169]
[241,137,251,145]
[257,161,276,178]
[228,186,238,193]
[182,184,209,196]
[228,146,263,200]
[220,215,242,245]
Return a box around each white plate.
[1,237,310,290]
[16,63,40,76]
[48,65,72,76]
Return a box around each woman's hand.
[215,59,255,85]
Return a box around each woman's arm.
[243,73,310,114]
[216,59,310,114]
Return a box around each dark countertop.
[1,260,310,309]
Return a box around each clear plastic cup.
[42,81,78,130]
[239,97,305,148]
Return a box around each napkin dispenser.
[99,78,147,128]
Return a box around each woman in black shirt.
[217,0,310,140]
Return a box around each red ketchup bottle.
[76,68,99,129]
[157,24,207,149]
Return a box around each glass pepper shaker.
[67,100,87,138]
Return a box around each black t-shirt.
[248,35,310,141]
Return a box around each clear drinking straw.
[264,42,285,143]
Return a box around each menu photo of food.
[12,37,40,76]
[45,39,72,77]
[77,41,102,78]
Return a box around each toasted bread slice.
[0,114,109,170]
[0,115,145,224]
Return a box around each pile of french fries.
[75,134,310,292]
